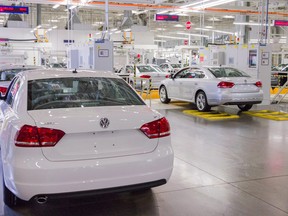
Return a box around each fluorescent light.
[37,25,42,29]
[156,35,189,40]
[53,4,60,9]
[195,27,235,35]
[156,10,169,14]
[52,26,58,29]
[177,32,209,38]
[174,24,184,27]
[124,28,131,32]
[114,30,121,34]
[180,0,210,8]
[48,19,59,23]
[223,15,234,19]
[69,5,77,10]
[47,28,52,31]
[205,26,214,29]
[157,28,166,31]
[30,30,34,33]
[154,39,166,42]
[194,0,237,9]
[233,22,267,26]
[110,28,118,32]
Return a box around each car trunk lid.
[28,106,160,161]
[220,77,260,93]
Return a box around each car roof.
[17,69,120,81]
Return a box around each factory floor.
[1,101,288,216]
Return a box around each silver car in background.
[117,64,169,89]
[160,63,182,74]
[159,66,263,111]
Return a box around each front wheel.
[196,91,211,112]
[159,86,171,104]
[237,104,253,111]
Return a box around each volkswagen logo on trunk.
[100,118,110,129]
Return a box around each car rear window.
[28,77,145,110]
[208,67,250,78]
[171,64,181,68]
[137,66,157,73]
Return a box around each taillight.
[0,87,7,95]
[140,75,151,79]
[140,117,170,139]
[255,81,262,88]
[165,75,170,78]
[15,125,65,147]
[217,81,235,88]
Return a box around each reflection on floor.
[1,101,288,216]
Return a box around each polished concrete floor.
[1,102,288,216]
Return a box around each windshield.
[28,77,145,110]
[208,67,250,78]
[171,64,181,68]
[137,66,157,73]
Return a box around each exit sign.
[155,14,179,22]
[0,5,29,14]
[273,20,288,27]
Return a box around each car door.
[182,70,206,101]
[168,68,190,99]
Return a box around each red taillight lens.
[15,125,65,147]
[140,75,151,79]
[165,75,170,78]
[255,81,262,88]
[217,81,235,88]
[140,117,170,139]
[0,87,8,95]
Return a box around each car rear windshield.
[28,77,145,110]
[171,64,181,68]
[208,67,250,78]
[137,66,157,73]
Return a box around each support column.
[36,4,41,26]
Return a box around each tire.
[195,91,211,112]
[237,104,253,111]
[3,179,18,208]
[159,86,171,104]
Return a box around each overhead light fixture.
[180,0,211,8]
[174,24,184,27]
[177,32,209,38]
[52,26,58,29]
[48,19,59,23]
[157,28,166,31]
[37,25,42,29]
[205,26,214,29]
[195,27,235,35]
[233,22,267,26]
[114,30,121,34]
[110,28,118,32]
[124,28,131,32]
[157,10,169,14]
[52,4,60,9]
[156,35,189,40]
[47,28,53,32]
[154,39,167,42]
[194,0,237,9]
[223,15,234,19]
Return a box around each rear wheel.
[237,104,253,111]
[159,86,171,104]
[3,179,18,208]
[196,91,211,112]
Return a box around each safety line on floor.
[137,90,159,100]
[243,110,288,121]
[183,110,239,121]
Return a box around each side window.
[175,69,190,78]
[126,66,133,73]
[194,71,205,78]
[6,77,21,107]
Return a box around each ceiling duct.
[4,7,29,28]
[120,10,134,29]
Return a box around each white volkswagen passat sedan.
[0,69,173,207]
[159,66,263,111]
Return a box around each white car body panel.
[161,66,263,106]
[0,69,174,201]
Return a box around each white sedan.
[0,69,173,207]
[116,64,169,89]
[159,66,263,111]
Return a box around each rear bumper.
[3,138,173,201]
[207,90,263,106]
